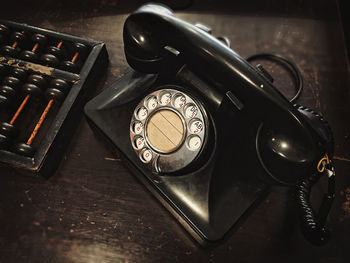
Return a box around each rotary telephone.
[85,3,335,246]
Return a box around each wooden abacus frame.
[0,20,108,177]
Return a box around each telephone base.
[84,70,269,245]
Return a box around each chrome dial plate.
[130,88,207,173]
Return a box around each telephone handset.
[123,4,332,183]
[85,4,335,245]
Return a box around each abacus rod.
[26,99,53,145]
[32,43,38,52]
[71,52,79,63]
[9,94,30,125]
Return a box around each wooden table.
[1,0,349,262]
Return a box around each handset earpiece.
[256,123,317,185]
[123,4,175,73]
[256,105,334,185]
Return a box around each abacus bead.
[14,142,35,157]
[27,74,47,89]
[11,31,26,42]
[0,134,10,150]
[32,34,47,46]
[3,76,21,90]
[73,43,88,54]
[40,53,59,67]
[50,79,69,93]
[45,88,65,102]
[0,85,16,98]
[0,24,9,35]
[0,94,9,107]
[20,50,38,62]
[46,46,63,59]
[11,68,27,81]
[61,60,78,73]
[0,122,17,137]
[22,83,42,96]
[1,45,17,57]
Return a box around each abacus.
[0,20,108,177]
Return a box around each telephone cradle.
[85,4,335,245]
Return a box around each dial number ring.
[130,88,207,173]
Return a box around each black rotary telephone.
[85,3,335,246]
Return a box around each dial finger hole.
[189,119,203,134]
[187,135,202,151]
[146,96,158,110]
[132,121,143,134]
[140,148,153,163]
[133,136,145,150]
[136,106,148,120]
[173,93,186,108]
[184,103,198,119]
[159,91,172,105]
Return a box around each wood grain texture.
[1,0,350,262]
[147,110,184,152]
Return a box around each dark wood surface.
[1,1,350,262]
